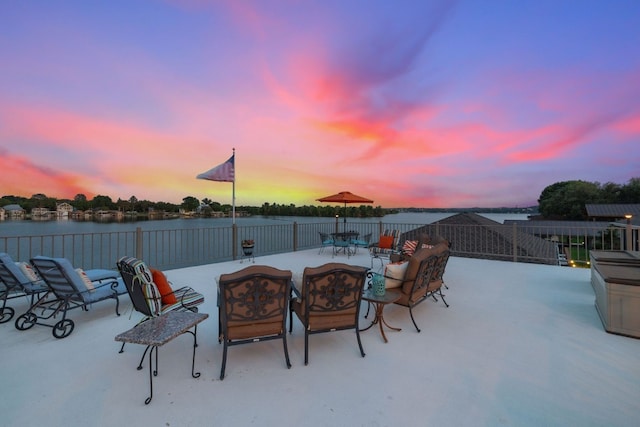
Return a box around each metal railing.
[0,221,631,270]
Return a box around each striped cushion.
[160,286,203,314]
[402,240,418,256]
[369,247,397,256]
[121,257,162,316]
[118,256,204,317]
[141,279,162,316]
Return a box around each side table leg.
[376,304,401,343]
[189,325,201,379]
[376,305,389,343]
[145,345,158,405]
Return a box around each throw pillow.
[384,261,408,288]
[402,240,418,256]
[16,262,41,282]
[379,235,394,249]
[75,268,96,292]
[151,268,177,305]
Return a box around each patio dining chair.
[351,232,372,253]
[289,263,368,365]
[0,253,49,324]
[217,265,292,380]
[19,256,126,338]
[318,232,334,254]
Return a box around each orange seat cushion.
[379,235,394,249]
[151,268,177,305]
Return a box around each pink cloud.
[0,148,94,199]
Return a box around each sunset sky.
[1,0,639,208]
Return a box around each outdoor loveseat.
[379,239,451,332]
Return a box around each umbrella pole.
[344,202,347,232]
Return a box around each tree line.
[3,177,638,220]
[538,177,640,220]
[0,193,391,218]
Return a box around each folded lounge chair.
[116,256,204,319]
[15,256,126,338]
[0,253,49,324]
[116,256,205,360]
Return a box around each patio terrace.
[2,249,639,426]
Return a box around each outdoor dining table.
[331,232,359,255]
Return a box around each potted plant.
[241,239,255,256]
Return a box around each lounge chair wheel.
[0,307,15,323]
[15,312,37,330]
[52,319,74,339]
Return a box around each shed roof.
[403,212,560,265]
[585,204,640,218]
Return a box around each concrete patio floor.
[2,248,639,426]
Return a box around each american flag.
[196,154,235,182]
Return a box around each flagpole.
[232,148,236,224]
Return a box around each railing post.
[135,227,143,259]
[232,223,238,260]
[293,222,298,252]
[512,223,518,262]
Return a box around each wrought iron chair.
[289,263,368,365]
[369,229,401,269]
[0,253,49,324]
[318,232,334,254]
[20,256,126,338]
[116,256,204,360]
[351,232,372,253]
[390,243,451,332]
[217,265,293,380]
[428,249,451,303]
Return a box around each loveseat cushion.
[395,285,428,306]
[384,262,408,288]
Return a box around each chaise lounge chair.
[0,253,49,324]
[17,256,126,338]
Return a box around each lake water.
[0,212,531,237]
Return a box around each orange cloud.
[0,148,94,199]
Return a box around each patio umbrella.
[317,191,374,230]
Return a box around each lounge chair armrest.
[170,285,204,311]
[85,277,119,291]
